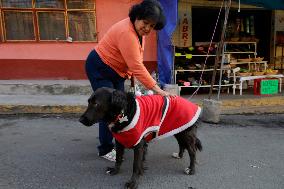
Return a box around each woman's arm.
[118,31,156,89]
[117,27,176,97]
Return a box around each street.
[0,114,284,189]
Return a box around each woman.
[85,0,175,162]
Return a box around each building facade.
[1,0,283,82]
[0,0,157,80]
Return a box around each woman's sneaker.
[99,149,116,162]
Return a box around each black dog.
[79,87,202,189]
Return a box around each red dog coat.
[112,95,201,148]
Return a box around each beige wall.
[0,0,159,79]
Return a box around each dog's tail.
[196,138,203,151]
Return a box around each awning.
[238,0,284,9]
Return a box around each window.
[3,11,35,40]
[37,11,65,40]
[0,0,97,42]
[68,11,96,41]
[2,0,32,8]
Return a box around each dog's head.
[79,87,128,127]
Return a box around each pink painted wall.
[0,0,157,79]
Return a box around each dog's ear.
[111,90,128,111]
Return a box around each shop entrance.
[173,6,280,95]
[191,7,272,59]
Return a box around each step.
[0,80,133,95]
[0,80,92,95]
[0,94,88,114]
[0,94,88,106]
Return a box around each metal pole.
[218,0,231,100]
[209,0,231,99]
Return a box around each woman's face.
[134,19,156,36]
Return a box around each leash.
[129,76,136,95]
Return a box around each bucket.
[164,84,180,96]
[202,99,222,123]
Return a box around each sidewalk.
[0,80,283,115]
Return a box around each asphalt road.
[0,114,284,189]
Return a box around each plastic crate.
[254,78,279,95]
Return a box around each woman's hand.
[158,90,177,97]
[152,84,177,97]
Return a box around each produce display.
[265,69,278,75]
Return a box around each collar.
[108,110,128,130]
[112,110,128,124]
[119,99,141,133]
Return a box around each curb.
[0,105,86,114]
[0,96,283,115]
[220,96,284,114]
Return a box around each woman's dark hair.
[129,0,166,30]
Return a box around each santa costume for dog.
[112,95,201,148]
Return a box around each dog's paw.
[184,167,195,175]
[172,152,181,159]
[106,167,119,175]
[125,180,138,189]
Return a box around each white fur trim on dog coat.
[112,95,201,148]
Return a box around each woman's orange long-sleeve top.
[95,18,156,89]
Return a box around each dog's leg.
[180,126,199,175]
[185,124,202,175]
[142,142,148,171]
[106,141,124,175]
[173,135,186,159]
[125,139,145,189]
[175,126,199,175]
[184,136,197,175]
[185,125,202,175]
[142,142,148,161]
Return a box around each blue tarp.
[157,0,284,86]
[157,0,178,86]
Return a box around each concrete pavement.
[1,114,283,189]
[0,80,283,114]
